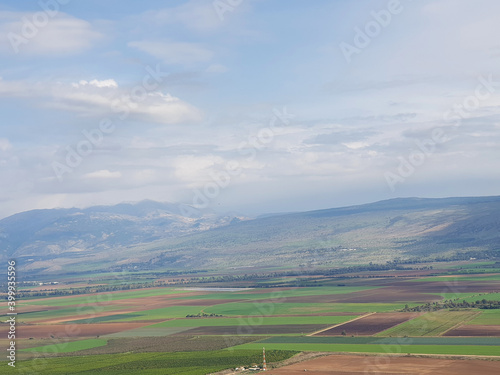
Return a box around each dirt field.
[315,313,419,336]
[267,354,500,374]
[444,325,500,337]
[0,322,153,339]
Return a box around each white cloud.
[173,154,224,182]
[0,76,34,97]
[140,0,225,32]
[83,170,122,179]
[72,79,118,89]
[129,40,213,65]
[0,138,12,152]
[0,12,103,55]
[0,77,203,125]
[206,64,227,73]
[342,141,369,150]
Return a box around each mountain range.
[2,196,499,276]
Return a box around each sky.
[0,0,499,218]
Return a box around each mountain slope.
[2,196,500,275]
[123,196,499,271]
[0,200,241,272]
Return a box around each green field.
[16,350,297,375]
[468,309,500,325]
[8,265,500,373]
[18,305,127,322]
[177,286,378,300]
[204,302,411,316]
[457,274,500,281]
[67,313,144,324]
[103,326,201,338]
[408,273,500,282]
[436,292,500,302]
[255,336,500,346]
[150,315,357,328]
[21,339,108,354]
[376,310,480,337]
[22,288,191,307]
[233,342,500,356]
[459,293,500,302]
[66,306,210,323]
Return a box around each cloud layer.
[0,0,499,218]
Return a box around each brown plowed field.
[444,325,500,337]
[175,324,328,336]
[0,322,153,339]
[267,354,500,374]
[315,313,419,336]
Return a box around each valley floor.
[2,260,500,374]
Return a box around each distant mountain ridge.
[0,200,244,272]
[2,196,500,275]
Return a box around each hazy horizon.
[3,193,500,221]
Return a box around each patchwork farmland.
[2,263,500,374]
[314,312,420,336]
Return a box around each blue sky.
[0,0,499,218]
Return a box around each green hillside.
[7,196,499,275]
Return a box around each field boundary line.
[307,312,376,336]
[438,310,482,336]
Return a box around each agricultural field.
[234,342,500,356]
[151,315,357,328]
[266,354,500,375]
[203,301,414,315]
[314,312,419,336]
[15,350,297,375]
[234,340,500,356]
[2,265,500,373]
[21,338,108,354]
[376,310,481,337]
[468,309,500,325]
[444,325,500,337]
